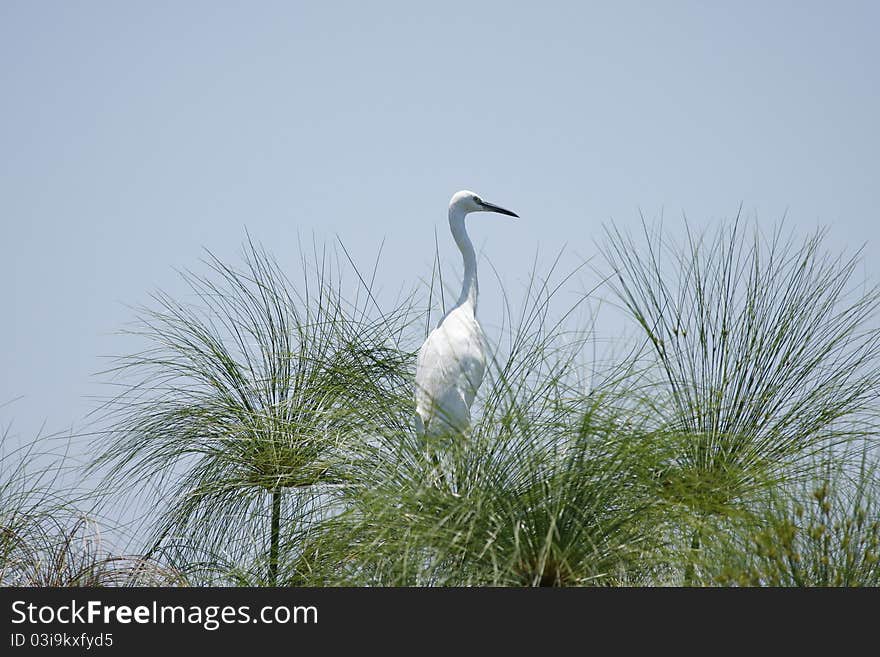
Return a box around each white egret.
[414,190,519,440]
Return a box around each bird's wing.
[415,310,486,410]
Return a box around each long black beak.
[479,200,519,218]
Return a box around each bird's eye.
[474,197,482,205]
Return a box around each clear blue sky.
[2,1,879,444]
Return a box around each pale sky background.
[2,1,879,454]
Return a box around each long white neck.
[449,206,478,311]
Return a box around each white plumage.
[414,190,518,439]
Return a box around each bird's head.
[449,190,519,218]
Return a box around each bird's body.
[415,302,486,438]
[414,190,518,440]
